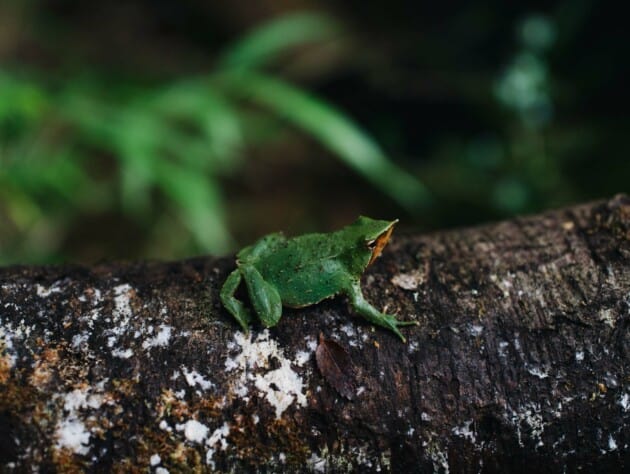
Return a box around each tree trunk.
[1,195,629,473]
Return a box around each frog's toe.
[381,316,410,342]
[388,317,418,342]
[389,326,406,342]
[396,319,419,327]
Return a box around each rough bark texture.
[1,195,629,473]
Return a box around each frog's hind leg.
[220,269,252,332]
[237,232,286,262]
[346,282,418,342]
[240,264,283,328]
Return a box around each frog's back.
[255,233,349,307]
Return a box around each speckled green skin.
[220,216,417,341]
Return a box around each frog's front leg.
[240,264,283,328]
[345,282,417,342]
[220,269,253,332]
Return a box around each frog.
[220,216,417,342]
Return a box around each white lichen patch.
[340,323,356,338]
[208,422,230,450]
[0,324,17,368]
[0,317,41,368]
[85,284,175,359]
[338,323,364,347]
[490,273,514,299]
[608,434,618,451]
[182,367,214,391]
[452,420,476,443]
[527,366,550,379]
[36,281,65,297]
[205,422,231,469]
[427,442,450,474]
[294,350,312,367]
[225,330,308,419]
[102,284,135,352]
[0,282,22,292]
[63,387,104,412]
[3,301,20,312]
[305,335,318,352]
[71,331,90,351]
[304,441,392,472]
[90,288,103,304]
[56,418,91,455]
[507,403,546,448]
[468,324,484,337]
[513,335,522,351]
[111,347,134,359]
[254,362,307,418]
[142,324,172,350]
[306,451,327,473]
[349,444,374,469]
[113,284,134,318]
[391,270,423,290]
[176,419,209,444]
[598,308,616,328]
[159,420,172,432]
[498,341,509,358]
[552,401,564,419]
[54,385,107,455]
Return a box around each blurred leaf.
[149,81,244,172]
[0,72,48,122]
[492,177,530,212]
[218,11,341,71]
[0,186,43,231]
[153,160,232,253]
[220,71,431,213]
[519,15,556,51]
[1,10,438,264]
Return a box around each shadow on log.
[1,195,629,473]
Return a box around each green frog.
[220,216,417,341]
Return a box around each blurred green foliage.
[0,4,627,264]
[0,12,427,264]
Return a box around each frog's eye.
[367,239,376,249]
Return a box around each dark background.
[1,0,627,264]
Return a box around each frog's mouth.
[367,224,395,266]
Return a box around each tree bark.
[1,195,629,473]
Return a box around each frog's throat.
[368,225,394,266]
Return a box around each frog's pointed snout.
[367,221,397,265]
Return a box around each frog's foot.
[220,269,253,332]
[374,314,418,343]
[346,283,417,342]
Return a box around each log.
[1,195,629,473]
